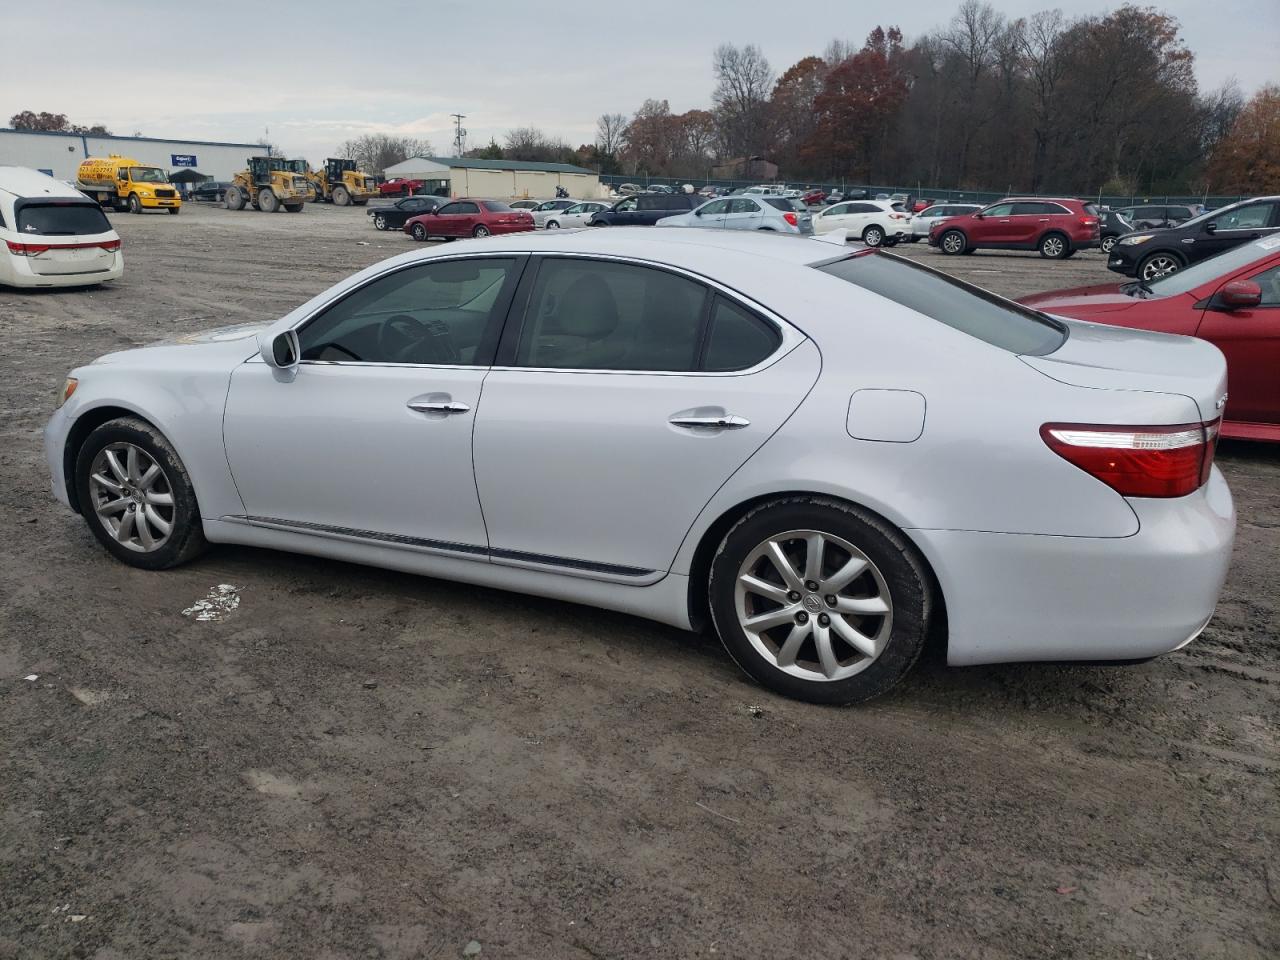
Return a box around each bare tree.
[596,113,628,156]
[337,134,433,173]
[1016,9,1073,191]
[712,43,774,158]
[942,0,1006,181]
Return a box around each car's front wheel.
[1100,235,1118,254]
[939,229,966,254]
[75,417,207,570]
[709,497,931,705]
[373,213,387,230]
[1139,252,1182,280]
[411,223,428,241]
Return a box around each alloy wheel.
[374,214,387,230]
[942,231,964,254]
[864,227,883,247]
[1042,235,1065,258]
[88,443,175,553]
[1101,235,1116,253]
[734,529,893,682]
[1141,255,1179,280]
[474,225,490,237]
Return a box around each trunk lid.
[1022,317,1227,422]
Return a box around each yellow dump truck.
[224,157,310,213]
[76,155,182,214]
[306,158,377,205]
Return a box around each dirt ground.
[1,202,1276,960]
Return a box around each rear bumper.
[911,467,1236,666]
[488,223,535,235]
[2,253,123,288]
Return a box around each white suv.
[811,199,911,247]
[0,167,123,289]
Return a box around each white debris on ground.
[182,584,241,621]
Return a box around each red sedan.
[380,178,425,197]
[1019,236,1280,442]
[404,198,534,241]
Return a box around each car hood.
[90,322,267,366]
[1019,283,1142,315]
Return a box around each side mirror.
[1217,280,1262,310]
[973,212,984,219]
[260,329,300,369]
[1204,222,1217,235]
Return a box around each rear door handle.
[669,414,750,430]
[407,398,470,414]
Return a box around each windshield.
[1145,236,1280,296]
[129,167,168,183]
[815,252,1067,355]
[16,201,112,236]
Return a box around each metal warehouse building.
[0,128,261,182]
[382,156,604,200]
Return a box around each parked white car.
[657,195,813,233]
[907,203,982,241]
[543,201,610,229]
[530,199,579,228]
[44,229,1234,705]
[0,166,123,289]
[812,199,911,247]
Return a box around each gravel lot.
[1,202,1276,959]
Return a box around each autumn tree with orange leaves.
[1207,85,1280,194]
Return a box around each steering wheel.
[376,313,460,364]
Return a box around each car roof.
[0,165,92,201]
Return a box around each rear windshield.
[15,202,112,236]
[815,252,1067,355]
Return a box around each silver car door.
[724,197,764,230]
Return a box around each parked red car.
[380,178,425,197]
[404,198,534,241]
[913,198,936,213]
[929,197,1100,259]
[801,189,827,206]
[1018,235,1280,442]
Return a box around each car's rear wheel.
[473,224,490,238]
[862,225,884,247]
[411,223,428,241]
[709,497,931,705]
[75,417,207,571]
[1139,252,1182,281]
[1100,235,1118,254]
[373,213,388,230]
[939,229,966,254]
[1038,232,1069,259]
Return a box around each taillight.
[1040,421,1218,498]
[6,241,50,256]
[890,213,906,219]
[783,212,798,226]
[1080,216,1098,227]
[6,239,120,256]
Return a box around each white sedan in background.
[543,201,610,229]
[44,229,1234,705]
[812,199,912,247]
[907,202,982,241]
[529,199,579,228]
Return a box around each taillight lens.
[1040,421,1219,498]
[783,212,798,226]
[6,239,120,256]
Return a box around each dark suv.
[1106,196,1280,280]
[928,197,1100,258]
[589,192,700,226]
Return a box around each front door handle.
[407,399,470,414]
[669,414,750,430]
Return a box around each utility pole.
[451,114,467,157]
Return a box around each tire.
[1138,252,1182,281]
[939,229,966,255]
[224,187,245,211]
[862,225,884,247]
[1038,232,1069,259]
[284,203,304,213]
[545,220,559,229]
[411,223,428,241]
[1100,235,1118,254]
[258,188,279,213]
[128,194,142,214]
[708,496,932,705]
[167,207,180,215]
[472,224,490,238]
[333,186,351,206]
[74,417,207,571]
[373,213,388,230]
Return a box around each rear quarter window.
[15,202,111,236]
[815,253,1067,356]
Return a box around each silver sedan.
[43,229,1234,704]
[543,201,609,229]
[529,199,579,228]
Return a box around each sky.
[4,0,1277,165]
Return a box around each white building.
[382,156,604,200]
[0,128,263,182]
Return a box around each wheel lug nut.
[805,580,819,592]
[825,595,837,606]
[818,613,830,627]
[787,590,801,602]
[795,611,809,624]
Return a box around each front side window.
[1214,204,1272,230]
[815,253,1067,355]
[299,258,517,365]
[514,259,708,371]
[825,203,851,216]
[129,167,167,183]
[982,203,1015,217]
[15,202,111,236]
[615,198,638,212]
[1247,264,1280,306]
[700,199,731,216]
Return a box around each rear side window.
[703,297,781,371]
[483,201,512,212]
[815,253,1067,356]
[1167,206,1193,220]
[15,202,111,236]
